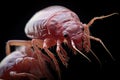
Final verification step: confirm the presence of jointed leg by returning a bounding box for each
[31,39,53,79]
[71,40,91,62]
[56,40,69,67]
[43,39,61,80]
[87,13,118,27]
[86,46,102,65]
[89,36,115,60]
[6,40,31,55]
[60,46,69,62]
[6,39,54,79]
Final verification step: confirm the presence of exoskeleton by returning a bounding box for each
[0,46,55,80]
[3,5,117,80]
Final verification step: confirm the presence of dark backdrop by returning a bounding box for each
[0,0,119,80]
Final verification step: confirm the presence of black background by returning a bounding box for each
[0,0,120,80]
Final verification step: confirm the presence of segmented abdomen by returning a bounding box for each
[25,5,70,39]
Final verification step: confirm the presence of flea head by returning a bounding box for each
[63,23,90,52]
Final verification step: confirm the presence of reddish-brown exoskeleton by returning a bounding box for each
[0,46,56,80]
[1,5,117,80]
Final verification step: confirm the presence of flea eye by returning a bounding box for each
[63,33,68,38]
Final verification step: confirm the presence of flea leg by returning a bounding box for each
[31,39,53,79]
[6,40,31,55]
[31,39,55,68]
[86,46,102,65]
[56,40,69,67]
[87,13,118,27]
[60,46,69,63]
[43,39,61,80]
[71,40,91,62]
[10,71,39,80]
[89,36,115,60]
[65,40,77,55]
